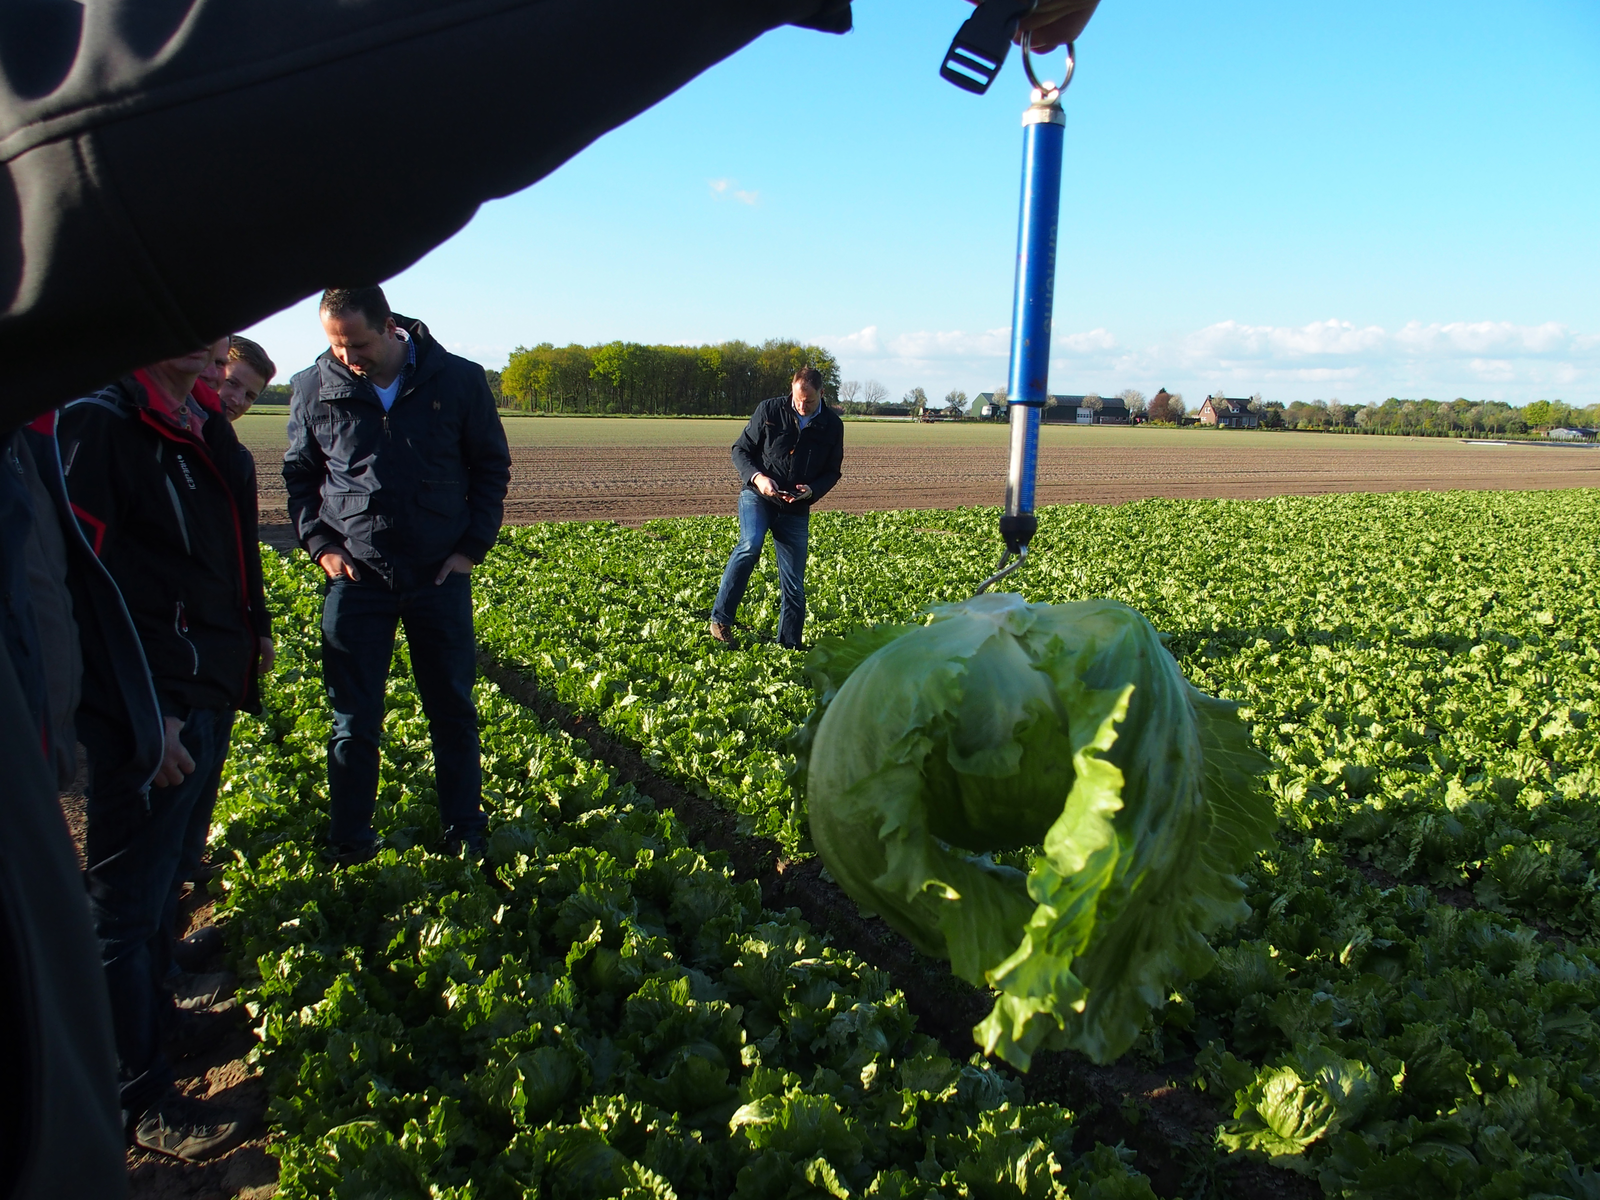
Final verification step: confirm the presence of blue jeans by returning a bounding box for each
[85,704,232,1119]
[321,569,482,846]
[712,489,809,647]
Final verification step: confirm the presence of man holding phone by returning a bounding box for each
[711,366,843,649]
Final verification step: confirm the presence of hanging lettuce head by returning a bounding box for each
[797,593,1275,1069]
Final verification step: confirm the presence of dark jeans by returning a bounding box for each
[85,704,232,1120]
[712,488,809,647]
[321,569,482,846]
[176,710,235,890]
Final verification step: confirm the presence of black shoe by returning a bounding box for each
[442,826,487,860]
[172,924,225,972]
[320,839,378,867]
[132,1092,245,1162]
[162,1001,242,1062]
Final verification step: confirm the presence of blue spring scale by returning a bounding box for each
[941,1,1074,593]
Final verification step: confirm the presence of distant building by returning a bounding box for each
[1196,396,1259,428]
[975,392,1131,424]
[1043,395,1130,425]
[1547,427,1597,442]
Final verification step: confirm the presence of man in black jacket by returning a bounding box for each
[284,287,511,864]
[57,349,265,1161]
[712,367,844,649]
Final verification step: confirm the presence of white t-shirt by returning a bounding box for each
[374,375,403,411]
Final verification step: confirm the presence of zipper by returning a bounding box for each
[136,409,256,701]
[45,424,165,796]
[174,600,200,675]
[165,475,192,555]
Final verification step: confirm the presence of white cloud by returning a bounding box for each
[813,316,1599,405]
[828,325,880,354]
[709,178,759,205]
[886,327,1009,359]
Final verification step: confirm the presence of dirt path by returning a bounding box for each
[58,768,274,1200]
[253,436,1599,528]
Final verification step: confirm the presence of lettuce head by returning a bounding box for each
[797,593,1275,1069]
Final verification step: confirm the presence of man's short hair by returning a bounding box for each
[320,286,390,332]
[227,335,276,383]
[792,366,823,390]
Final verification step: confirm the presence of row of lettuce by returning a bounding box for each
[470,491,1600,1197]
[211,552,1156,1199]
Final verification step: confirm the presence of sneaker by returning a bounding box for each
[709,621,736,646]
[162,1001,242,1062]
[132,1092,245,1162]
[320,839,378,867]
[172,925,225,972]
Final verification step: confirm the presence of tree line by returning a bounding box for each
[497,339,840,415]
[1238,395,1599,435]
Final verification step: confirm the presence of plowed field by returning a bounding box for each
[237,415,1600,528]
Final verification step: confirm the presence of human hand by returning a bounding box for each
[317,548,361,581]
[154,715,196,789]
[785,483,813,503]
[753,474,780,499]
[968,0,1099,52]
[258,637,275,675]
[434,553,475,585]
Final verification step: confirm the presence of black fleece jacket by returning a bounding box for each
[0,0,852,430]
[57,376,260,718]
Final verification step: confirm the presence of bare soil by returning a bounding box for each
[254,436,1599,529]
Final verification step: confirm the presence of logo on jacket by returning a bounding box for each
[174,453,198,491]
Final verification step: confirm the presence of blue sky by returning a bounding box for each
[243,0,1600,407]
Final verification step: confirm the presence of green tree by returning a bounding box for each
[499,337,835,416]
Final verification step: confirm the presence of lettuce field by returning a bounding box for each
[213,489,1600,1198]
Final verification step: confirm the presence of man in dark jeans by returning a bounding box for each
[712,367,844,649]
[57,348,264,1161]
[284,287,511,865]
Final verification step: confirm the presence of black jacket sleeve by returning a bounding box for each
[731,402,770,487]
[237,450,270,639]
[0,639,128,1200]
[802,419,844,504]
[455,364,512,564]
[0,0,851,430]
[283,371,338,562]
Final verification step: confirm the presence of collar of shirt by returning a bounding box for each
[134,368,207,437]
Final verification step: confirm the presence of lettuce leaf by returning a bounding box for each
[802,593,1275,1067]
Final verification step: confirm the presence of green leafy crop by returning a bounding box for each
[794,594,1275,1068]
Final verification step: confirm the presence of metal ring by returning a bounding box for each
[1020,34,1074,97]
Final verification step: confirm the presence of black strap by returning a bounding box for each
[940,0,1034,94]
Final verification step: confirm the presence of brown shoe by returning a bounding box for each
[709,621,736,646]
